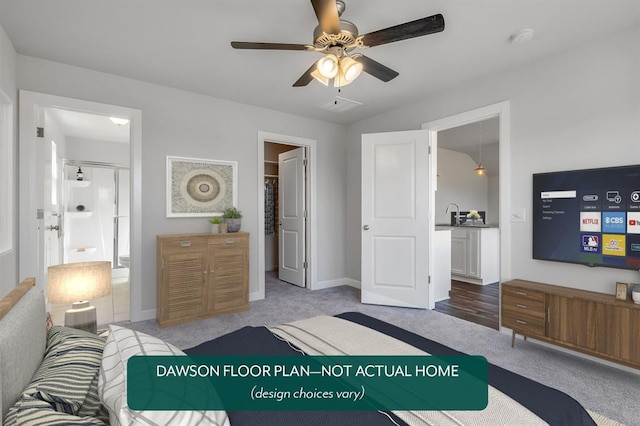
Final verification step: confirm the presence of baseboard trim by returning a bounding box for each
[132,308,156,322]
[314,278,361,290]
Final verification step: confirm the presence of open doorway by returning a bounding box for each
[19,91,143,325]
[434,117,500,329]
[43,109,131,328]
[256,131,317,302]
[422,101,511,330]
[264,142,306,289]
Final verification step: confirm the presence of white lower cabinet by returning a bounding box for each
[451,227,499,285]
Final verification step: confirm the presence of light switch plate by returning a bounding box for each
[510,208,526,223]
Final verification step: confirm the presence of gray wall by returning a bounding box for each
[16,55,347,318]
[434,148,489,225]
[0,24,17,297]
[4,23,639,305]
[345,26,640,295]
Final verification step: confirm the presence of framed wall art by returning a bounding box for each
[166,156,237,218]
[615,282,628,301]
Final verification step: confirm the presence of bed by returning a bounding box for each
[0,278,603,425]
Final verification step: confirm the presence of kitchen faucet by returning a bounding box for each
[445,203,460,226]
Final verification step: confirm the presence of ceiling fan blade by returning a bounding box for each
[231,41,311,51]
[358,55,399,82]
[311,0,341,35]
[293,63,318,87]
[361,14,445,47]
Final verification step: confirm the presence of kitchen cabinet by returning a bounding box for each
[451,227,499,285]
[157,232,249,327]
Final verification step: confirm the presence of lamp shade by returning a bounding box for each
[47,261,112,304]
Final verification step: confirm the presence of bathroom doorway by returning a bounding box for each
[43,107,131,327]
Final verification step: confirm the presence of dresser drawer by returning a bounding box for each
[159,237,208,254]
[502,285,545,303]
[208,235,249,247]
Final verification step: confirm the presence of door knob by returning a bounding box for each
[363,225,370,230]
[47,225,59,231]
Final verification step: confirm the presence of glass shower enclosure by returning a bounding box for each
[62,160,130,323]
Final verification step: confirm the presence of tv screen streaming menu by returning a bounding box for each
[532,165,640,270]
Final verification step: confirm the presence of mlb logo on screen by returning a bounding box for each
[581,235,600,253]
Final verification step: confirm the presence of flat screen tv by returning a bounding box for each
[532,164,640,270]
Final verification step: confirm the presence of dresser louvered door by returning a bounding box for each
[208,234,249,313]
[162,250,208,323]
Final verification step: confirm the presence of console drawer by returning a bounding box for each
[502,285,545,303]
[502,294,545,319]
[502,313,545,337]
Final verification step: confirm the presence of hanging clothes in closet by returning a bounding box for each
[265,177,278,235]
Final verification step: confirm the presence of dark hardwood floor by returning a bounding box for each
[434,280,500,330]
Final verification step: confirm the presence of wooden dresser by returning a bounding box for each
[157,232,249,327]
[502,279,640,369]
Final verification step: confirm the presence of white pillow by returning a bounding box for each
[98,325,230,426]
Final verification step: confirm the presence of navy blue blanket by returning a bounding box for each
[185,312,595,426]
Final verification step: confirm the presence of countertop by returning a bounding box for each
[435,224,499,230]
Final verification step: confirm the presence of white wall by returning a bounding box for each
[0,24,17,297]
[17,55,347,318]
[65,137,130,166]
[487,175,499,226]
[435,148,489,224]
[346,26,640,294]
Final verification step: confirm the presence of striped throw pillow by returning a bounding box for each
[98,325,230,426]
[3,326,109,425]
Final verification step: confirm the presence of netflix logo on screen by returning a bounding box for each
[580,212,601,232]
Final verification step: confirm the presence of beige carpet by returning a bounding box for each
[590,410,625,426]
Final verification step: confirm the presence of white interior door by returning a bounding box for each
[43,135,62,272]
[361,130,431,308]
[278,147,306,287]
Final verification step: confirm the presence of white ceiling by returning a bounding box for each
[1,0,638,126]
[48,108,130,144]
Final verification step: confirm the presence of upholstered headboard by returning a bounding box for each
[0,278,47,420]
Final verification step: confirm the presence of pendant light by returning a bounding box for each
[475,121,487,176]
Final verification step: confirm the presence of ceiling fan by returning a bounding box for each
[231,0,445,88]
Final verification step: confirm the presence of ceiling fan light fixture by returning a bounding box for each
[340,56,363,82]
[310,69,330,86]
[334,55,363,87]
[316,54,339,79]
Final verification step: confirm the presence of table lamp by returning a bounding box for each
[47,261,112,333]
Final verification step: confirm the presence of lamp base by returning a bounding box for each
[64,301,97,334]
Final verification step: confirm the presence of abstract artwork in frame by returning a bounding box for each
[166,156,237,218]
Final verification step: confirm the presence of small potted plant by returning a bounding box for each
[209,216,222,234]
[466,210,482,224]
[222,207,242,233]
